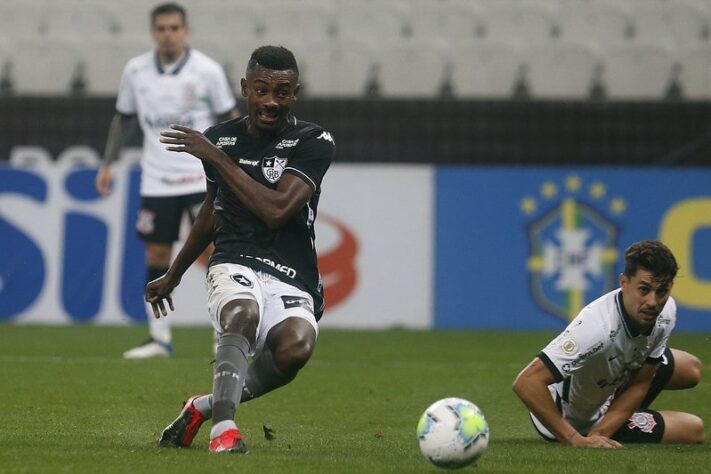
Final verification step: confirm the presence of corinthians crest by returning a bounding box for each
[262,156,288,183]
[521,175,625,322]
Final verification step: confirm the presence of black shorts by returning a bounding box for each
[610,347,674,444]
[136,192,206,243]
[611,409,665,443]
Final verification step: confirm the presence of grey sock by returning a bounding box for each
[196,348,296,418]
[240,348,295,402]
[211,333,251,425]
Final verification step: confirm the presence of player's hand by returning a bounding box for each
[569,433,623,449]
[145,273,181,318]
[95,166,113,197]
[160,124,220,162]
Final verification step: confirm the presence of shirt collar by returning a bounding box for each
[616,291,654,337]
[154,47,191,75]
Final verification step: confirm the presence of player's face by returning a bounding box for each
[619,269,673,330]
[241,65,299,135]
[151,13,188,60]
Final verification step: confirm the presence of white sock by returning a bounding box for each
[147,302,171,344]
[210,420,237,439]
[193,394,212,416]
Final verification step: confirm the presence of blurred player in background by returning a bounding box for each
[513,240,704,447]
[95,2,239,359]
[146,45,335,453]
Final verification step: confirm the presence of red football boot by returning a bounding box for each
[158,395,207,448]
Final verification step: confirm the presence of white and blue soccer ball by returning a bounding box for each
[417,397,489,469]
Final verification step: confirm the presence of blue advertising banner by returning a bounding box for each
[435,167,711,332]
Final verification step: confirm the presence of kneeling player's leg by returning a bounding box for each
[612,409,704,444]
[665,349,702,390]
[641,348,702,408]
[241,317,317,402]
[659,410,704,444]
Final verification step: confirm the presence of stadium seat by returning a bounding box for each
[332,3,409,48]
[106,0,154,39]
[259,2,335,45]
[0,41,10,94]
[632,3,710,48]
[188,4,263,43]
[406,3,484,42]
[77,38,149,96]
[9,39,83,95]
[449,40,523,99]
[375,40,450,98]
[0,1,48,41]
[600,43,676,100]
[525,41,602,100]
[480,2,557,44]
[558,2,632,49]
[298,39,375,98]
[677,45,711,99]
[44,1,120,41]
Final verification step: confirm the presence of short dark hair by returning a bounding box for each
[151,3,187,26]
[623,240,678,283]
[247,46,299,75]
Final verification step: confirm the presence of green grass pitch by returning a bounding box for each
[1,325,709,473]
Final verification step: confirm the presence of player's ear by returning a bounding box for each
[619,273,627,288]
[293,83,300,98]
[240,78,248,98]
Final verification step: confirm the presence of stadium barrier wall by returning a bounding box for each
[2,157,710,331]
[0,157,434,328]
[435,167,711,332]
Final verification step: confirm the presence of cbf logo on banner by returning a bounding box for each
[435,167,711,331]
[521,175,622,323]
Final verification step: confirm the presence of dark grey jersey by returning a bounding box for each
[203,115,335,319]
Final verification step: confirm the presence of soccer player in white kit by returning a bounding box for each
[95,3,239,358]
[513,240,704,447]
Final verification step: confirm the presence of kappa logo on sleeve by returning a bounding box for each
[317,131,334,143]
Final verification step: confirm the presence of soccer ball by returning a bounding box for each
[417,397,489,469]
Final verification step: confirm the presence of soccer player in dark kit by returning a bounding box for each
[145,45,335,453]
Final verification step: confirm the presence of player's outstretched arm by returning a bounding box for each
[160,124,312,229]
[145,183,216,318]
[513,358,622,448]
[588,363,657,438]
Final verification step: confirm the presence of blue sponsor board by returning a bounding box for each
[435,167,711,331]
[0,164,146,323]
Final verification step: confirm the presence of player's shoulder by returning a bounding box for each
[123,50,154,74]
[565,291,619,337]
[187,48,225,73]
[291,118,335,144]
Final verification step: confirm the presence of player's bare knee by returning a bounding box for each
[220,299,259,342]
[679,352,703,388]
[275,333,314,374]
[690,415,705,444]
[688,354,703,387]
